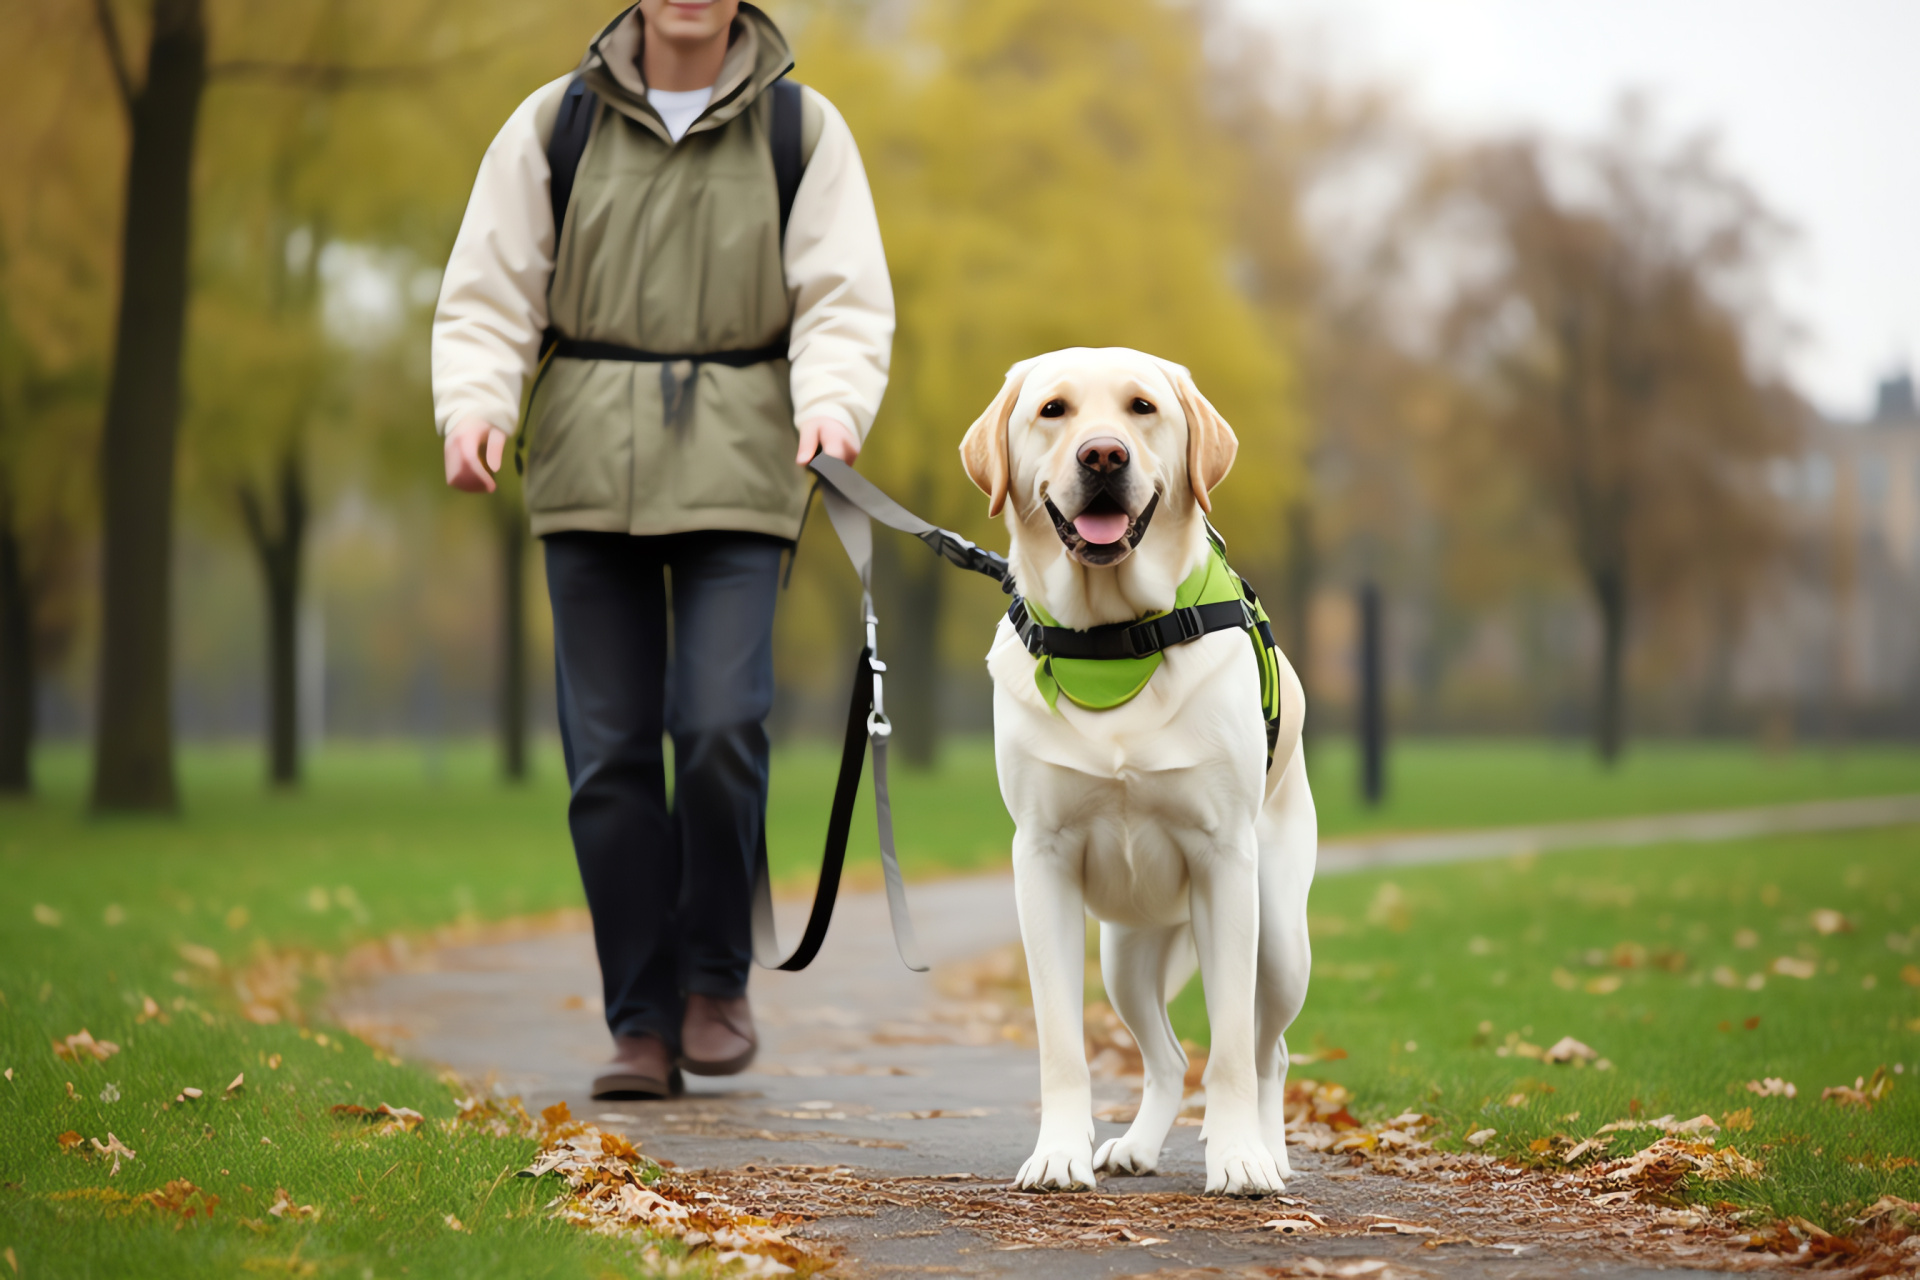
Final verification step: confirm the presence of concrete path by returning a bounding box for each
[1316,792,1920,875]
[326,787,1920,1278]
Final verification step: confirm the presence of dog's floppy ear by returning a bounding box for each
[1159,360,1238,514]
[958,362,1030,518]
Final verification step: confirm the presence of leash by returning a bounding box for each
[748,455,998,974]
[751,455,1281,973]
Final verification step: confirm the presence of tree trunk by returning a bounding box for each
[1592,566,1628,766]
[239,448,306,787]
[873,525,942,769]
[90,0,207,812]
[0,489,31,795]
[497,500,527,781]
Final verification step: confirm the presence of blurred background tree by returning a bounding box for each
[1427,106,1804,764]
[0,0,1900,800]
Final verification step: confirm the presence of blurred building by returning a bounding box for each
[1737,372,1920,736]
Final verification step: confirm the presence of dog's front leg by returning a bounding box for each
[1191,830,1284,1196]
[1012,835,1097,1191]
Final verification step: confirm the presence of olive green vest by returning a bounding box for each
[524,8,811,541]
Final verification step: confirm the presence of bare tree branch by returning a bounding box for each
[91,0,136,115]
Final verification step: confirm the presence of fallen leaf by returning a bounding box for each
[1563,1137,1608,1163]
[444,1214,466,1232]
[267,1188,320,1221]
[1770,956,1817,980]
[1902,964,1920,988]
[1544,1036,1598,1064]
[177,1087,204,1102]
[1821,1066,1893,1109]
[1669,1114,1720,1133]
[267,1054,282,1070]
[1810,909,1852,936]
[144,1179,219,1220]
[1722,1108,1754,1132]
[541,1100,572,1128]
[32,904,61,927]
[89,1132,136,1176]
[1366,1218,1439,1235]
[330,1102,425,1133]
[1465,1128,1496,1147]
[56,1130,83,1150]
[226,1072,245,1096]
[1744,1077,1797,1098]
[176,943,221,970]
[52,1030,121,1063]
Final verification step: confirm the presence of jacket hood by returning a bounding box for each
[580,3,794,144]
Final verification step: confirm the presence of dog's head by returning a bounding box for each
[959,348,1237,573]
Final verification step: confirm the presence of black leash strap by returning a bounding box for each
[750,457,930,973]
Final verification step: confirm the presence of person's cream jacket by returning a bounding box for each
[431,4,893,539]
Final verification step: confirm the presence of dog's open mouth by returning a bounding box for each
[1045,490,1160,567]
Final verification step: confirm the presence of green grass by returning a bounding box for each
[0,745,676,1279]
[1169,824,1920,1229]
[3,734,1916,1273]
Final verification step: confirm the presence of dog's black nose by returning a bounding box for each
[1077,436,1129,473]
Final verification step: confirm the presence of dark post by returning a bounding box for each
[1358,580,1385,807]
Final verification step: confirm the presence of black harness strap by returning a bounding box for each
[1007,596,1253,661]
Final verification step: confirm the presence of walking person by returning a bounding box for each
[432,0,893,1098]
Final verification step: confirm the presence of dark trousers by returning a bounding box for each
[544,530,784,1047]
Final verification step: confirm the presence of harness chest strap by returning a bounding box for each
[1011,537,1285,770]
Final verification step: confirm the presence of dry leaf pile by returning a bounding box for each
[512,1101,834,1277]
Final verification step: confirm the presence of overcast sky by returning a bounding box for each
[1232,0,1919,419]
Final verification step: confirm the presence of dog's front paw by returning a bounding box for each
[1015,1143,1097,1192]
[1204,1138,1283,1196]
[1094,1133,1160,1176]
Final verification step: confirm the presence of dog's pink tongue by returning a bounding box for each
[1073,511,1131,545]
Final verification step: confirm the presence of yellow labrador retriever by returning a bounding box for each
[959,347,1316,1196]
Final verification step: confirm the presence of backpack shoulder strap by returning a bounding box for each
[770,77,803,240]
[547,76,598,245]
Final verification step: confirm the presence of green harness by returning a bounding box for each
[1007,528,1285,769]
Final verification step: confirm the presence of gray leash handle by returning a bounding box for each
[785,464,926,974]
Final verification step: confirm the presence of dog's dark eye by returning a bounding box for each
[1131,398,1156,415]
[1039,399,1067,418]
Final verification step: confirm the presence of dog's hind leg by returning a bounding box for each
[1093,922,1190,1176]
[1255,746,1317,1180]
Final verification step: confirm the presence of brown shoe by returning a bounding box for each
[591,1033,683,1100]
[677,993,757,1076]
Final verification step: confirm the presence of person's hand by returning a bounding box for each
[795,416,860,467]
[445,418,509,493]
